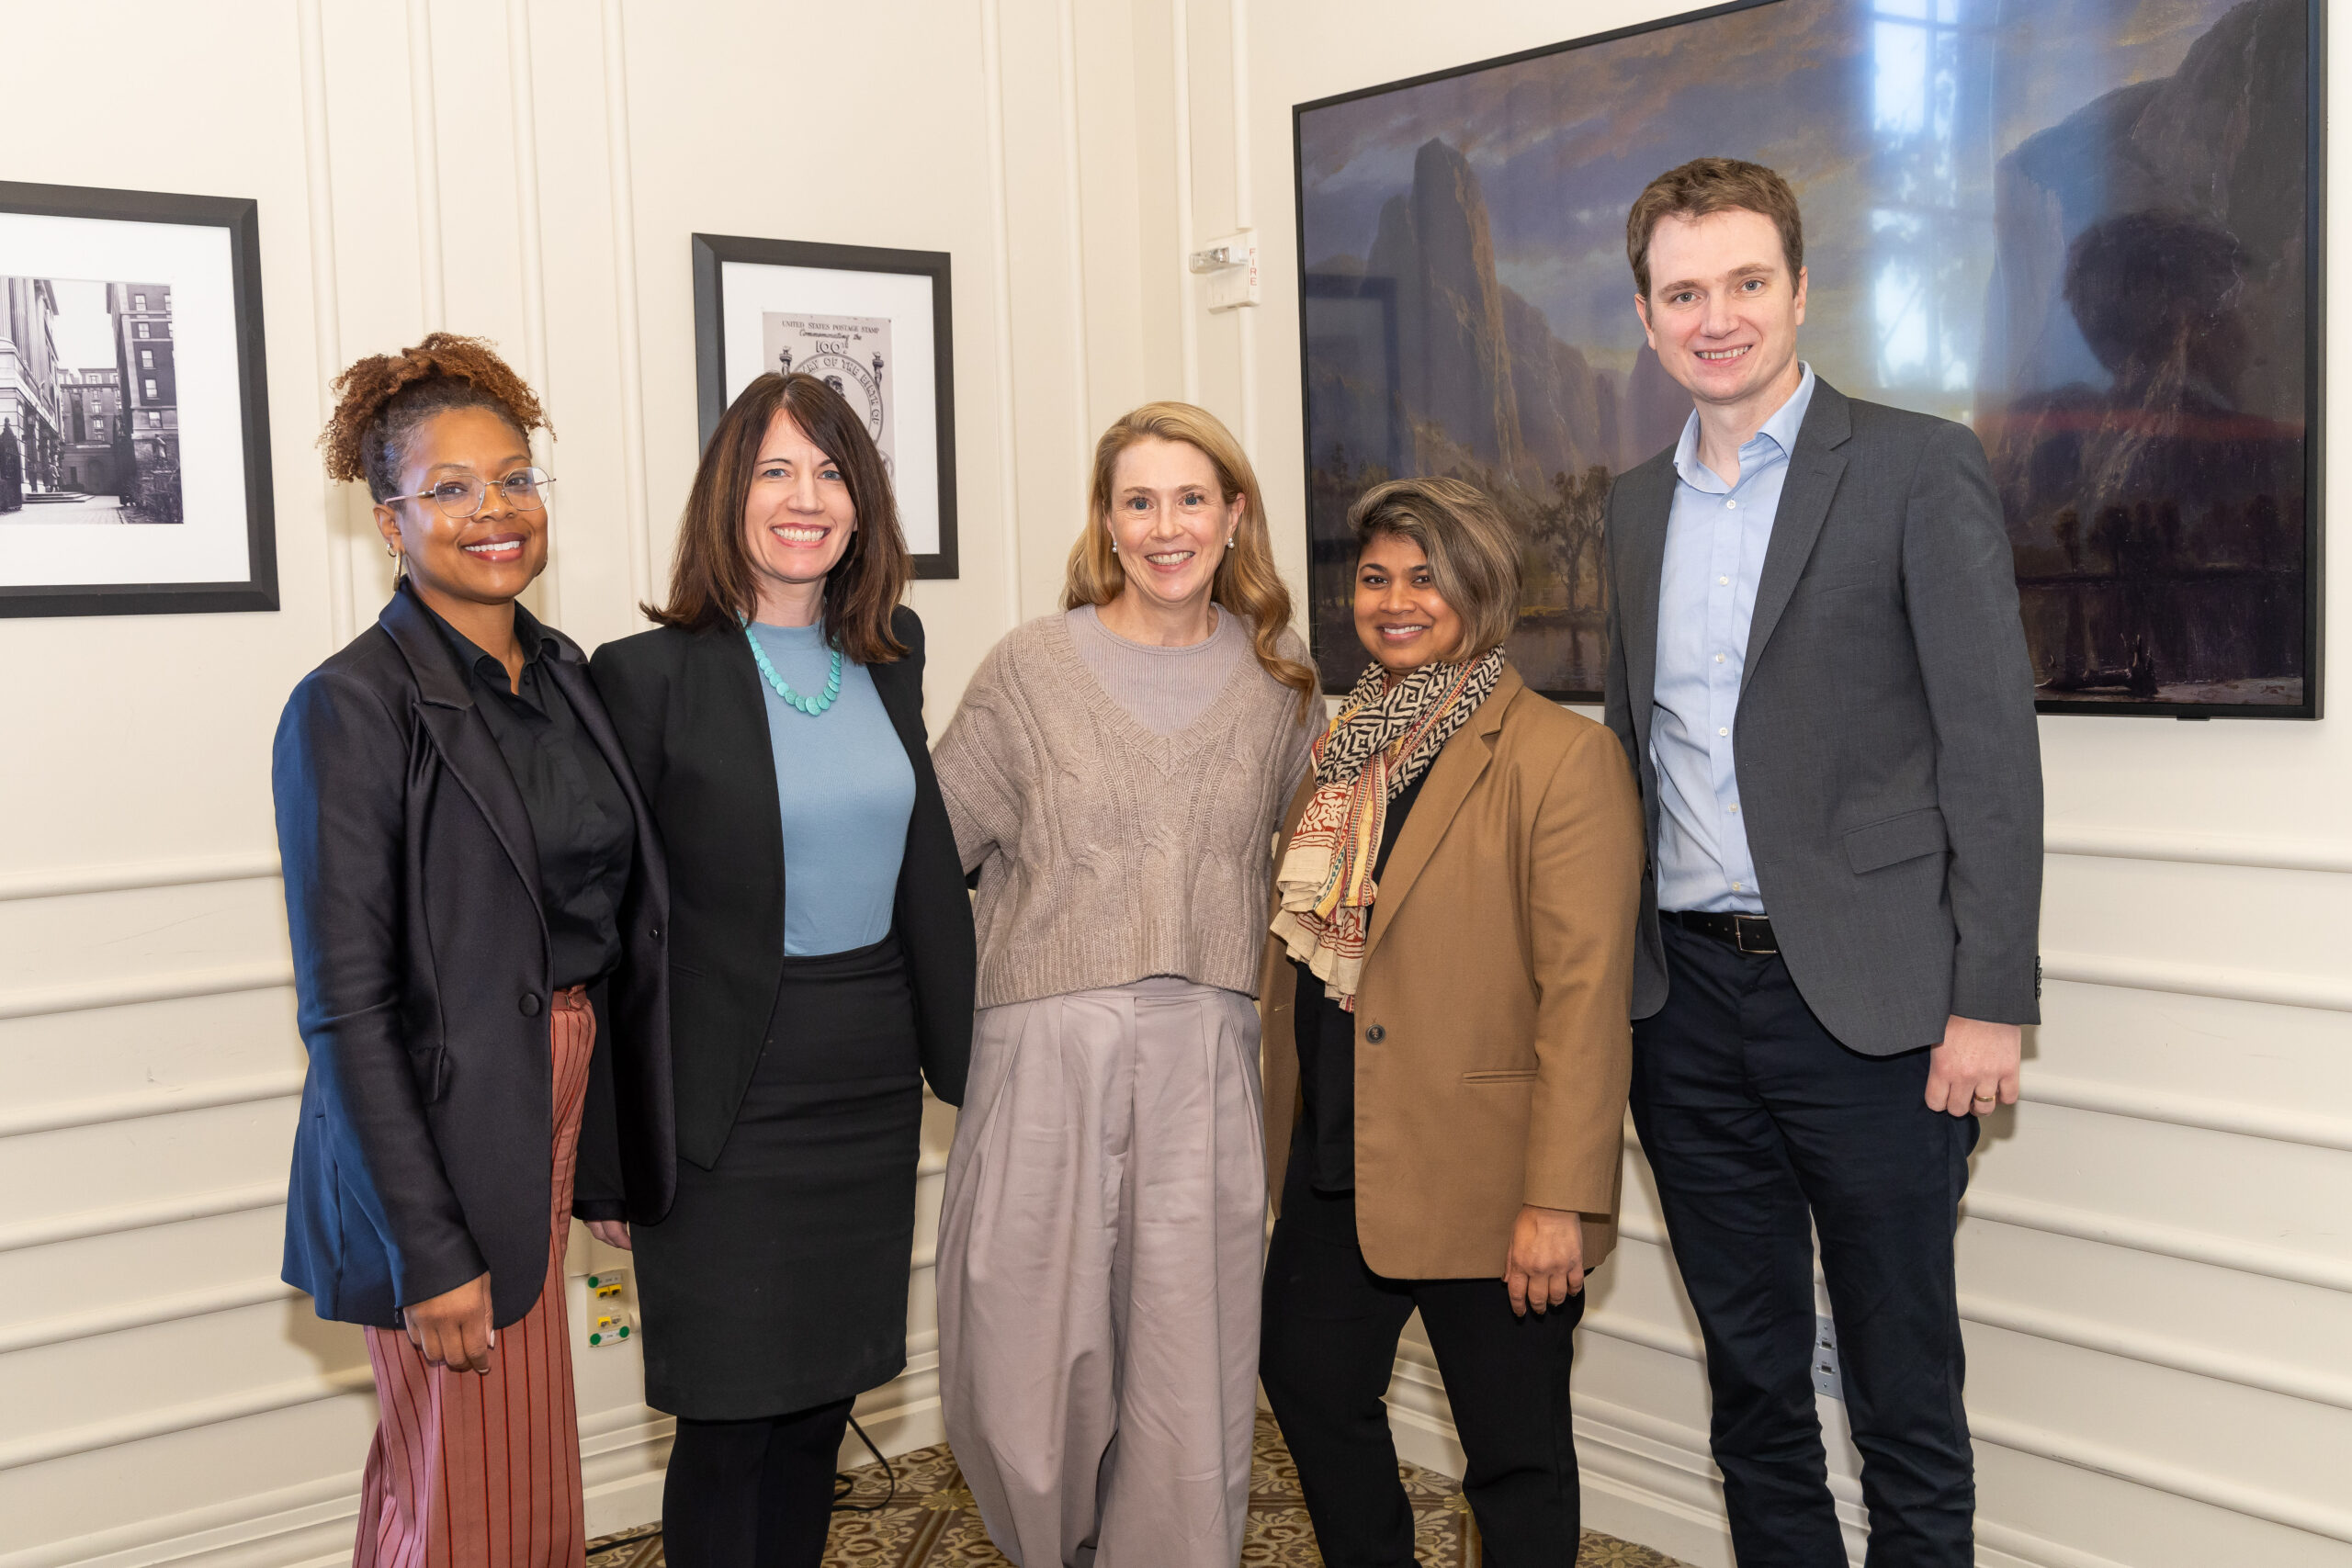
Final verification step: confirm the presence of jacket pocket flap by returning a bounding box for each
[1460,1068,1539,1083]
[1843,807,1950,874]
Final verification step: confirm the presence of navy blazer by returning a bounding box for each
[589,605,975,1168]
[273,584,677,1329]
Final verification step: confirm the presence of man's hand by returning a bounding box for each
[403,1273,495,1374]
[1504,1205,1586,1317]
[585,1219,632,1250]
[1925,1015,2022,1118]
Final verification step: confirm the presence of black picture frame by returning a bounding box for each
[690,233,959,581]
[1293,0,2324,718]
[0,179,276,618]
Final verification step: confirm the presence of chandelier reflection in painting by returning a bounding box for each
[1294,0,2318,715]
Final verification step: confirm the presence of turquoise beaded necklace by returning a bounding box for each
[741,616,844,716]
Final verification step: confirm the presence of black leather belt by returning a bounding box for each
[1663,909,1779,955]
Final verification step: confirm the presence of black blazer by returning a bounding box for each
[273,585,676,1330]
[1601,378,2043,1054]
[589,605,975,1168]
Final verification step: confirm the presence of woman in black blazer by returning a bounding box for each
[274,334,673,1564]
[590,372,974,1568]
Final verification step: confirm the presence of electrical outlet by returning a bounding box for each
[575,1269,638,1349]
[1811,1314,1845,1401]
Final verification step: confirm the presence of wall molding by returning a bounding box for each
[2043,825,2352,876]
[2022,1071,2352,1154]
[291,0,353,649]
[503,0,560,625]
[977,0,1025,627]
[0,1181,283,1256]
[1053,0,1093,464]
[0,1277,299,1358]
[1574,1303,2352,1544]
[0,854,280,904]
[596,0,654,608]
[1960,1190,2352,1294]
[2041,949,2352,1014]
[0,1365,375,1473]
[402,0,446,330]
[0,964,292,1025]
[1618,1207,2352,1400]
[0,1072,303,1141]
[1170,0,1201,402]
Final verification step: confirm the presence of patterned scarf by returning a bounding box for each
[1271,648,1507,1010]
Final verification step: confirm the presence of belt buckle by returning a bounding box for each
[1734,916,1776,956]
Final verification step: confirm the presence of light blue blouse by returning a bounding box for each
[747,620,916,956]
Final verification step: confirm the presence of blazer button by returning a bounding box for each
[1365,1024,1385,1043]
[520,992,542,1017]
[649,926,662,940]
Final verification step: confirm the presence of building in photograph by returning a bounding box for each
[0,276,65,506]
[109,282,179,522]
[59,367,124,495]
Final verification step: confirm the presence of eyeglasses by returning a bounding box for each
[385,467,554,519]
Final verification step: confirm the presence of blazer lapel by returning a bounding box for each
[703,626,789,906]
[1614,459,1674,757]
[377,587,541,902]
[868,649,930,773]
[1742,379,1852,694]
[545,650,671,916]
[1363,665,1521,957]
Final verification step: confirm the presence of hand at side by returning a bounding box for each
[1925,1014,2022,1118]
[1504,1204,1586,1316]
[403,1272,495,1373]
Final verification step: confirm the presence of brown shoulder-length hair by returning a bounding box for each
[1062,400,1317,715]
[645,372,910,663]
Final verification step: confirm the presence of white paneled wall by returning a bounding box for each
[0,0,1163,1562]
[1225,5,2352,1568]
[3,1,2347,1566]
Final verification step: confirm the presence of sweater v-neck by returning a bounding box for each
[1045,608,1264,775]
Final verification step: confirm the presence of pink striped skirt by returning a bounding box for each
[355,987,596,1568]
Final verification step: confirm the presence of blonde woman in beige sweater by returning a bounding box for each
[933,403,1316,1568]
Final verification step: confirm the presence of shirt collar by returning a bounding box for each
[413,583,551,687]
[1671,361,1816,491]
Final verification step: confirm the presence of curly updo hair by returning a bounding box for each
[320,333,550,501]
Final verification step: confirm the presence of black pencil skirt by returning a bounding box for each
[636,932,924,1420]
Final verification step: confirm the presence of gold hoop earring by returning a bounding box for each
[385,541,399,558]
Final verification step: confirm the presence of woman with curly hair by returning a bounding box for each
[931,401,1317,1568]
[275,333,673,1567]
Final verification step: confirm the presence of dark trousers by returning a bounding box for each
[1260,1165,1583,1567]
[662,1397,854,1568]
[1631,920,1978,1567]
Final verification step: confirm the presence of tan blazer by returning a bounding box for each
[1259,664,1645,1280]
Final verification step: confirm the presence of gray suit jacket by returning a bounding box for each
[1601,378,2042,1055]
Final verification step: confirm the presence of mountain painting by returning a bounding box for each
[1295,0,2318,715]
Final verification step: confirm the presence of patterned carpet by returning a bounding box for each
[584,1413,1686,1566]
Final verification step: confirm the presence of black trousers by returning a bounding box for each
[1631,920,1978,1567]
[662,1397,854,1568]
[1260,1163,1583,1567]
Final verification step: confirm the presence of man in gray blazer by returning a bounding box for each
[1600,158,2042,1566]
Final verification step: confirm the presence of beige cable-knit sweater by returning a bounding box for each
[933,611,1316,1009]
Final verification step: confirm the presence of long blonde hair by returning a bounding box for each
[1061,401,1317,715]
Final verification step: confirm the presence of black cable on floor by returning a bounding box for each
[831,1416,897,1513]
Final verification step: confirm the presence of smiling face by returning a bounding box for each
[1354,530,1465,682]
[1105,435,1242,615]
[741,410,856,619]
[372,405,547,607]
[1635,207,1807,418]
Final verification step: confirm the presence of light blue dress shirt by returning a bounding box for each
[1649,363,1817,915]
[748,621,916,956]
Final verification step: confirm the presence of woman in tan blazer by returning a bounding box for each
[1259,475,1643,1566]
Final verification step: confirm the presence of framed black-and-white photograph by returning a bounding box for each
[0,181,275,617]
[691,233,958,580]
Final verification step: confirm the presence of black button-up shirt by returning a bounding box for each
[1291,763,1430,1195]
[429,601,635,988]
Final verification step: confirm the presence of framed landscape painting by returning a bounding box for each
[1294,0,2322,716]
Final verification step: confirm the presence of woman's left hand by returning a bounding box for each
[585,1219,632,1250]
[1504,1205,1585,1316]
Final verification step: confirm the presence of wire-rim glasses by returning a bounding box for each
[385,467,555,519]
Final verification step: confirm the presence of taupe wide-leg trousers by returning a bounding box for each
[939,977,1266,1568]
